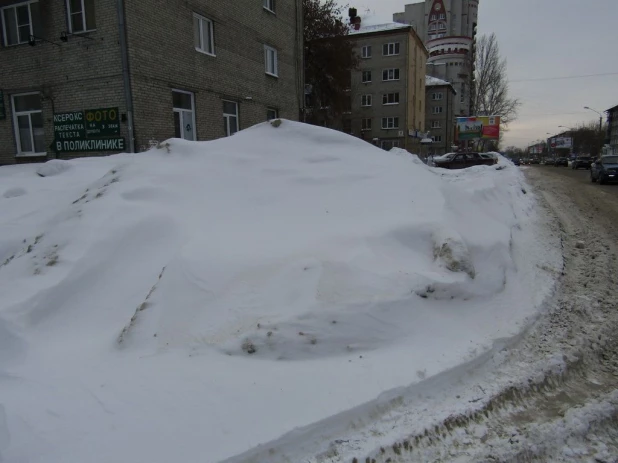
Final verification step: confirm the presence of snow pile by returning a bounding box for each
[2,187,26,198]
[0,121,557,463]
[35,159,72,177]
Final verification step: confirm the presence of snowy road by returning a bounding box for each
[252,165,618,463]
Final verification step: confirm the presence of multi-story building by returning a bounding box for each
[394,0,479,117]
[344,23,427,152]
[425,75,456,155]
[606,104,618,154]
[0,0,303,165]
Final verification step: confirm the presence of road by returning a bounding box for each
[313,165,618,462]
[530,164,618,198]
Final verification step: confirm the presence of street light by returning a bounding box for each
[584,106,603,133]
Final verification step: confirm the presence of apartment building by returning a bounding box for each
[346,23,428,152]
[0,0,303,165]
[394,0,479,117]
[425,75,456,155]
[606,104,618,155]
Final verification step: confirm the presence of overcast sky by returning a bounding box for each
[345,0,618,149]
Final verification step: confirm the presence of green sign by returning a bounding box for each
[53,111,86,140]
[54,138,125,153]
[0,90,5,120]
[84,107,120,136]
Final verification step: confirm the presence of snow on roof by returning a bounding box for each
[349,22,410,35]
[426,75,451,87]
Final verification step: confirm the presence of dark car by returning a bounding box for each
[590,155,618,184]
[432,152,495,169]
[512,158,521,166]
[554,157,568,167]
[572,156,592,170]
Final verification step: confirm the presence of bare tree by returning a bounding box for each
[472,33,520,149]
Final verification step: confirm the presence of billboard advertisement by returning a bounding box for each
[456,116,501,141]
[552,137,572,149]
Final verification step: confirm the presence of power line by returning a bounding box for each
[509,72,618,83]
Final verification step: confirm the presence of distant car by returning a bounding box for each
[512,158,521,166]
[554,157,568,167]
[590,155,618,184]
[529,158,540,165]
[432,152,495,169]
[572,156,592,170]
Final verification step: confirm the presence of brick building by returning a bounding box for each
[606,104,618,155]
[345,23,428,152]
[0,0,303,165]
[425,75,456,155]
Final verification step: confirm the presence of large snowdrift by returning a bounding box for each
[0,121,558,462]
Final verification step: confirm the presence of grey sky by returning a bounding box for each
[345,0,618,149]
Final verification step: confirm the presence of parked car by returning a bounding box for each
[554,157,569,167]
[512,158,521,166]
[571,156,592,170]
[479,153,498,165]
[590,155,618,184]
[432,152,495,169]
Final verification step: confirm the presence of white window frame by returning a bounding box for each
[430,14,437,20]
[432,92,443,101]
[382,42,400,56]
[431,120,441,129]
[172,89,197,141]
[361,70,372,83]
[66,0,95,34]
[432,106,443,114]
[264,44,278,77]
[11,92,45,157]
[381,117,399,129]
[382,93,400,105]
[194,13,215,56]
[223,100,239,137]
[438,23,446,30]
[361,118,372,131]
[361,94,372,107]
[1,0,40,46]
[429,24,437,31]
[263,0,276,14]
[361,45,371,58]
[382,68,400,81]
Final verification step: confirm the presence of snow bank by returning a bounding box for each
[0,121,557,463]
[2,187,26,198]
[35,159,72,177]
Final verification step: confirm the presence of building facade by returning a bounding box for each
[345,23,427,152]
[606,105,618,155]
[425,75,456,155]
[394,0,478,118]
[0,0,303,165]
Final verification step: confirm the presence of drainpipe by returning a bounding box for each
[117,0,135,153]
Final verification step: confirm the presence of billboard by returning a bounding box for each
[553,137,572,149]
[456,116,501,141]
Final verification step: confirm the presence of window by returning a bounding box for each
[430,14,437,20]
[361,45,371,58]
[382,42,400,56]
[362,71,372,83]
[66,0,96,33]
[343,119,352,134]
[432,92,443,101]
[264,45,278,76]
[172,90,196,141]
[263,0,276,13]
[382,93,400,105]
[382,68,400,81]
[12,93,45,156]
[362,118,372,131]
[361,95,372,107]
[438,23,446,30]
[267,108,278,120]
[380,139,399,150]
[2,1,41,46]
[431,120,441,129]
[223,100,239,137]
[381,117,399,129]
[433,135,443,142]
[193,13,215,55]
[429,24,436,31]
[439,13,446,20]
[432,106,443,114]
